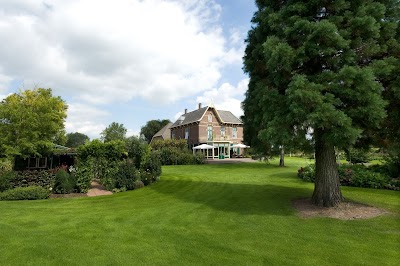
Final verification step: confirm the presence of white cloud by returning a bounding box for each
[196,78,248,118]
[0,0,243,105]
[65,103,110,139]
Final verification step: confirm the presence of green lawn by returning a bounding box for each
[0,158,399,265]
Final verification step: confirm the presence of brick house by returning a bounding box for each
[170,103,244,159]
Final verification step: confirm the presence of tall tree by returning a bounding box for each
[0,88,67,157]
[54,129,67,146]
[140,119,171,143]
[66,132,90,147]
[101,122,127,142]
[243,0,399,206]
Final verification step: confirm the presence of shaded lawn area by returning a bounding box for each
[0,158,399,265]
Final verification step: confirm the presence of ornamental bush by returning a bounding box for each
[53,169,77,194]
[0,171,14,192]
[298,164,399,190]
[151,139,205,165]
[140,152,162,185]
[0,186,50,201]
[11,170,55,189]
[345,148,371,164]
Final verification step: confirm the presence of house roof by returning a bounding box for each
[218,110,242,124]
[151,122,173,142]
[171,106,242,128]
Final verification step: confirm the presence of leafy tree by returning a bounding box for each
[66,132,90,147]
[54,129,67,146]
[0,88,67,158]
[243,0,399,206]
[140,119,171,143]
[100,122,127,142]
[125,136,149,168]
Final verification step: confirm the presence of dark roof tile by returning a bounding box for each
[171,106,242,128]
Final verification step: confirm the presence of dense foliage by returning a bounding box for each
[10,170,55,189]
[243,0,400,206]
[77,139,162,192]
[0,88,67,158]
[140,119,171,143]
[53,169,77,194]
[298,164,400,190]
[0,186,50,200]
[100,122,127,143]
[151,139,205,165]
[66,132,90,147]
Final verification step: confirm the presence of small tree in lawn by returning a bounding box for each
[243,0,398,206]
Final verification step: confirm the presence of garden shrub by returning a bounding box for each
[0,158,12,172]
[105,160,140,191]
[345,148,371,164]
[126,136,149,168]
[297,165,315,182]
[11,170,55,189]
[0,186,50,200]
[53,169,77,194]
[193,153,206,164]
[151,139,188,151]
[76,138,163,191]
[151,139,205,165]
[133,180,144,189]
[140,152,162,185]
[298,164,399,190]
[0,171,15,192]
[75,162,94,193]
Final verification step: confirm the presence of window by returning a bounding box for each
[185,128,189,139]
[220,126,225,137]
[207,125,213,141]
[232,127,237,138]
[38,157,47,168]
[28,157,47,168]
[208,114,212,122]
[171,131,175,139]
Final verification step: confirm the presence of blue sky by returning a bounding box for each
[0,0,256,139]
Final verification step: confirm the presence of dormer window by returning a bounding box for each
[208,114,212,122]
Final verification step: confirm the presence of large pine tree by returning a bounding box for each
[243,0,399,206]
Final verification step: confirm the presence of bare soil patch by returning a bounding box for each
[293,198,388,220]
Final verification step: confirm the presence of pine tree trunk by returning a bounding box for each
[279,145,285,167]
[312,130,344,207]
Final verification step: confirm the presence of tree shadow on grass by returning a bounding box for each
[150,179,313,216]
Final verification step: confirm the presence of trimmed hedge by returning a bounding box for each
[0,186,51,201]
[298,164,400,190]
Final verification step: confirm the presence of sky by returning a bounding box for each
[0,0,256,139]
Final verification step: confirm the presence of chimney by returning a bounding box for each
[184,108,187,114]
[198,103,202,109]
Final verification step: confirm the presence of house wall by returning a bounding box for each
[171,124,200,148]
[198,109,243,144]
[171,108,244,147]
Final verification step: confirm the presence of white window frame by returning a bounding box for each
[220,126,225,137]
[232,127,237,138]
[207,125,213,141]
[185,128,189,139]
